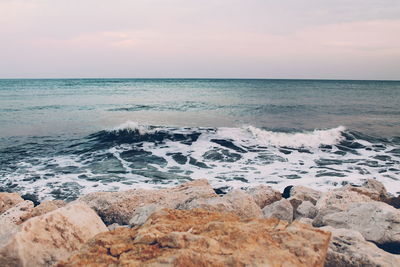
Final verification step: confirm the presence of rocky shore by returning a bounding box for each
[1,179,400,266]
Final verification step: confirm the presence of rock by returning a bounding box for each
[107,223,128,231]
[58,209,331,267]
[295,200,318,220]
[20,200,66,222]
[318,201,400,247]
[336,179,389,204]
[297,217,314,225]
[245,185,282,209]
[290,186,322,205]
[0,200,34,226]
[177,189,262,219]
[0,192,24,215]
[322,226,400,267]
[262,199,293,223]
[0,202,108,267]
[315,189,373,212]
[384,195,400,209]
[79,179,217,225]
[129,203,163,227]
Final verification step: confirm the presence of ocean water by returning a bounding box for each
[0,79,399,201]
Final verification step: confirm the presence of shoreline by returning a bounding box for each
[1,178,400,266]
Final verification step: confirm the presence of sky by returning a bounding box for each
[0,0,399,79]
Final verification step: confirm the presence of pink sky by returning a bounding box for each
[0,0,399,79]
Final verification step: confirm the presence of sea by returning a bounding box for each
[0,79,399,201]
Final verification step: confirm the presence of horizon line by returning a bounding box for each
[0,77,399,82]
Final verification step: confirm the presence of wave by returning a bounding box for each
[245,125,346,149]
[101,121,348,149]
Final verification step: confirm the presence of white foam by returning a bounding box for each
[108,121,153,135]
[245,125,346,148]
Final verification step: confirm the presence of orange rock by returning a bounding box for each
[79,179,217,225]
[59,209,331,267]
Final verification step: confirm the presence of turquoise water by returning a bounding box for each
[0,79,399,200]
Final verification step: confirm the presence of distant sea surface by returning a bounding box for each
[1,79,399,201]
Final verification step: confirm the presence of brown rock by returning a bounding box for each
[245,184,282,209]
[177,189,262,219]
[79,179,217,225]
[59,209,331,267]
[0,192,24,215]
[0,202,108,267]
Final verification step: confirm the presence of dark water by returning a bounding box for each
[0,79,399,200]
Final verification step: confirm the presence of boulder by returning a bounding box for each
[262,199,293,223]
[342,179,389,202]
[245,185,282,209]
[290,186,322,205]
[316,189,373,212]
[129,203,163,227]
[322,226,400,267]
[21,200,66,222]
[0,202,108,267]
[295,200,318,220]
[0,200,34,226]
[79,179,217,225]
[178,189,262,219]
[313,188,375,227]
[0,193,24,215]
[58,209,331,267]
[318,201,400,247]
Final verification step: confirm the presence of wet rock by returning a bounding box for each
[245,184,282,209]
[262,199,293,223]
[295,200,318,220]
[58,209,331,267]
[0,192,24,215]
[322,226,400,267]
[318,201,400,247]
[178,189,262,219]
[79,179,217,225]
[0,202,108,267]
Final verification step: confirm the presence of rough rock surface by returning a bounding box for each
[245,184,282,209]
[58,209,331,267]
[318,201,400,246]
[0,192,24,215]
[21,200,66,222]
[290,186,322,205]
[295,200,318,220]
[177,188,262,219]
[79,179,217,224]
[0,200,34,226]
[322,226,400,267]
[355,179,390,200]
[0,202,108,267]
[262,198,293,223]
[129,203,163,227]
[316,189,373,212]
